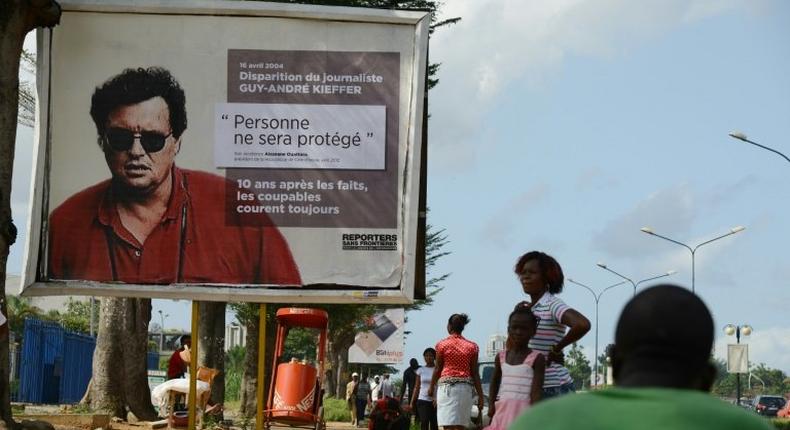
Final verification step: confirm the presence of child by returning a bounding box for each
[485,306,545,430]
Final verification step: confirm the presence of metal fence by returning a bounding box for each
[15,318,160,404]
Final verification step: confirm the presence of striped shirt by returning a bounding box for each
[527,292,573,387]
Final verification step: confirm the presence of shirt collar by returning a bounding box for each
[535,291,554,306]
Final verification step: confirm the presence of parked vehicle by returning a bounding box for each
[751,395,786,417]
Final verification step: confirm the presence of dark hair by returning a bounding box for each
[422,347,436,356]
[179,334,191,346]
[447,313,470,333]
[514,251,564,294]
[90,67,187,141]
[508,304,538,327]
[615,284,713,377]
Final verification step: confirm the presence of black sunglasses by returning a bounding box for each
[104,128,173,153]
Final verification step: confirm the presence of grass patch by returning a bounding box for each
[323,397,352,422]
[773,418,790,429]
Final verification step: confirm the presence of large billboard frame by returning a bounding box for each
[20,0,429,304]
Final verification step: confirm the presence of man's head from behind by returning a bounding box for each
[90,67,187,196]
[612,284,715,391]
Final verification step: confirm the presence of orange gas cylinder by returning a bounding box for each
[272,359,318,422]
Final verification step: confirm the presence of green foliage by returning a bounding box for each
[322,396,352,422]
[565,343,591,390]
[772,419,790,430]
[225,345,246,401]
[711,358,790,399]
[282,326,320,363]
[5,295,43,338]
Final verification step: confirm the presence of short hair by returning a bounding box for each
[514,251,564,294]
[423,347,436,356]
[448,313,470,333]
[615,284,713,371]
[508,304,538,327]
[409,358,419,367]
[179,334,191,346]
[90,67,187,140]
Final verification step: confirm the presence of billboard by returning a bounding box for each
[348,308,405,364]
[20,0,429,303]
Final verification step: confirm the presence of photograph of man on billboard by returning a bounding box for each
[47,66,302,286]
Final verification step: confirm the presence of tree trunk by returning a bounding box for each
[0,1,61,427]
[89,298,126,417]
[239,313,259,417]
[90,298,157,420]
[198,301,226,410]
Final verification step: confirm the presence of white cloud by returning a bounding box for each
[480,183,550,247]
[593,183,697,258]
[428,0,756,170]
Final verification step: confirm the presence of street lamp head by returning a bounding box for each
[729,131,748,141]
[597,262,607,269]
[724,324,736,336]
[666,270,677,275]
[730,226,746,234]
[740,325,753,336]
[640,227,654,234]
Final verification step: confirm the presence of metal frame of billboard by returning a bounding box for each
[20,0,429,304]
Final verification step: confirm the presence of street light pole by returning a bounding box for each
[567,278,627,388]
[158,310,168,353]
[640,226,745,293]
[724,324,752,406]
[596,263,676,296]
[729,131,790,164]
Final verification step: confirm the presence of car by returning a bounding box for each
[751,395,786,417]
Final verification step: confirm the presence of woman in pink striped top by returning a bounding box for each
[515,251,591,399]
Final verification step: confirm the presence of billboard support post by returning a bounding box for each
[256,304,267,430]
[188,301,199,430]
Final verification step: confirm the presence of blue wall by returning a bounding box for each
[16,319,161,404]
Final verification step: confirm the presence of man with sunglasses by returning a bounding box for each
[48,67,301,286]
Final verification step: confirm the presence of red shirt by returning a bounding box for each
[167,348,188,379]
[436,334,479,378]
[48,167,301,285]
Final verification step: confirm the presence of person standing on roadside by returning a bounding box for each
[411,348,438,430]
[355,373,373,427]
[428,314,484,430]
[400,358,420,405]
[510,285,773,430]
[347,372,360,426]
[380,373,394,398]
[515,251,590,398]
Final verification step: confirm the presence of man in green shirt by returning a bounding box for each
[510,284,772,430]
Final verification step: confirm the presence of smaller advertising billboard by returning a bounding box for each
[348,309,405,364]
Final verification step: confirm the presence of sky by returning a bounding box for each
[8,0,790,379]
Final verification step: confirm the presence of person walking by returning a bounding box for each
[428,314,484,430]
[355,373,373,427]
[347,372,360,426]
[515,251,590,398]
[411,348,438,430]
[380,373,394,399]
[399,358,420,405]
